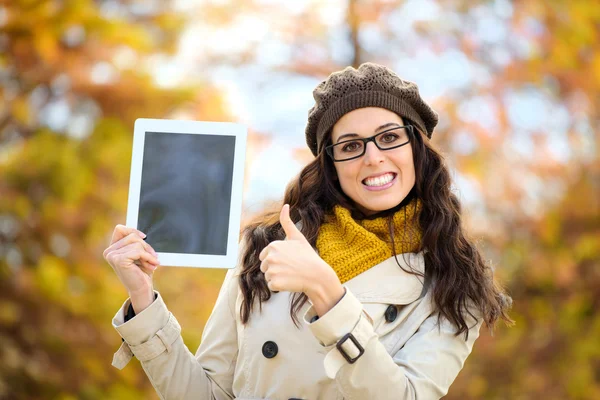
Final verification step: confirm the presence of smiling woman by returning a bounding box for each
[108,62,513,400]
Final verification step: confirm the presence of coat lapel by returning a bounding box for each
[344,252,425,305]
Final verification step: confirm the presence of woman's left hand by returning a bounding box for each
[259,204,345,315]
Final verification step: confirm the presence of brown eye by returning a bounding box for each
[381,133,399,143]
[341,141,362,153]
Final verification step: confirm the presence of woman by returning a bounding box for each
[105,62,512,400]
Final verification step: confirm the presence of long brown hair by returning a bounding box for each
[239,124,513,338]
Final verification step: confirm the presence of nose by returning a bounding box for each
[362,141,385,165]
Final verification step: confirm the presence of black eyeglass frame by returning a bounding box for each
[324,125,414,162]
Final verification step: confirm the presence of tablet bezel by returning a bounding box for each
[126,118,247,269]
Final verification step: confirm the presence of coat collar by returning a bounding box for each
[344,252,426,305]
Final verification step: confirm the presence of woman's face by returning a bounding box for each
[329,107,416,216]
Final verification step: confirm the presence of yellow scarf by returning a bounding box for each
[316,198,423,284]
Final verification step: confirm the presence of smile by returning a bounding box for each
[362,173,397,189]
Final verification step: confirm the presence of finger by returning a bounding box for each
[108,242,160,267]
[104,232,138,257]
[110,224,146,246]
[121,245,158,267]
[264,271,280,293]
[259,242,276,261]
[260,240,287,261]
[258,240,281,261]
[266,277,283,293]
[260,259,268,273]
[264,269,272,284]
[104,232,154,259]
[137,255,160,270]
[134,259,158,274]
[279,204,304,241]
[140,240,158,257]
[125,251,155,275]
[134,243,160,266]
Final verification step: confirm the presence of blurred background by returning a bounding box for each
[0,0,598,399]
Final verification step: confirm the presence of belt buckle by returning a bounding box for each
[336,332,364,364]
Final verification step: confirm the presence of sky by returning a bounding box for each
[165,1,582,217]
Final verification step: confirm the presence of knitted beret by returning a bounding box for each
[305,62,439,156]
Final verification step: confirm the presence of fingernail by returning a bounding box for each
[138,231,147,238]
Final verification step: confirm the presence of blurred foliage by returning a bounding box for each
[0,0,598,399]
[0,0,230,399]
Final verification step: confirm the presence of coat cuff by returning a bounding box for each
[304,286,361,346]
[303,287,378,379]
[111,291,181,369]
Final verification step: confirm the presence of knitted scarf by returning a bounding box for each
[316,198,423,284]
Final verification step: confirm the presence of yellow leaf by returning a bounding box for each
[11,97,31,125]
[36,255,68,300]
[33,29,59,64]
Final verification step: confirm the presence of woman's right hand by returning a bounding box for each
[103,225,161,310]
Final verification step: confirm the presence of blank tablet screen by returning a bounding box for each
[137,131,236,256]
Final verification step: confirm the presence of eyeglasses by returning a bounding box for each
[325,125,413,162]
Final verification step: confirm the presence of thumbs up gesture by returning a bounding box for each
[259,204,345,316]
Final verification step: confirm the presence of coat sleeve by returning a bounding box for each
[303,287,483,400]
[111,265,240,400]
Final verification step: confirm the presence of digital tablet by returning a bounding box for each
[126,118,247,268]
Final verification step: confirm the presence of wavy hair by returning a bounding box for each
[239,124,513,338]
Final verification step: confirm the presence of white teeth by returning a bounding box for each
[363,173,395,187]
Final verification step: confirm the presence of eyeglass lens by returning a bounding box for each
[332,127,409,161]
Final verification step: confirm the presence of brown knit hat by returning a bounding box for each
[305,62,438,156]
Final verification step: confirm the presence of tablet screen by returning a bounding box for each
[137,131,235,256]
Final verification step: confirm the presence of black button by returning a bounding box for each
[384,305,398,323]
[262,341,278,359]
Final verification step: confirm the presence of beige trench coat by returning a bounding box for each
[112,251,482,400]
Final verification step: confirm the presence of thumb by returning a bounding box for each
[280,204,304,241]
